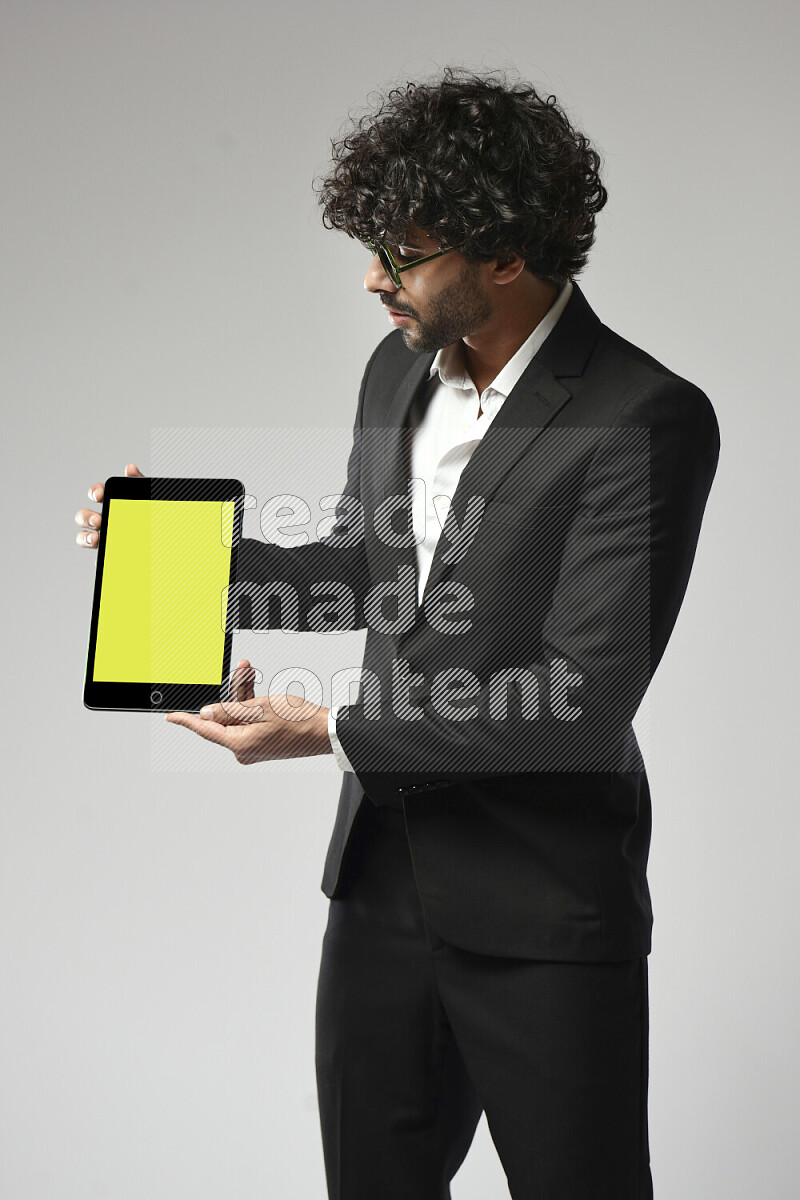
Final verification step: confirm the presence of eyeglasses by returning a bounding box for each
[364,236,466,288]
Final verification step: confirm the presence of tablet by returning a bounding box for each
[84,476,245,712]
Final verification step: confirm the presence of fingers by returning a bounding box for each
[165,711,261,765]
[78,488,104,548]
[74,509,101,546]
[76,508,101,528]
[198,696,265,726]
[266,692,317,721]
[85,465,143,505]
[75,502,100,547]
[78,465,143,549]
[164,711,235,746]
[202,661,260,722]
[231,659,257,703]
[167,664,265,729]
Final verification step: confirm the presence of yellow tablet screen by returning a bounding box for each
[93,498,235,684]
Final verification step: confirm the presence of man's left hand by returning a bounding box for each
[165,659,332,765]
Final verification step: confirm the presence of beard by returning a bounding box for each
[387,258,492,354]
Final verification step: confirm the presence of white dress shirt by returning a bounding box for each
[328,279,573,772]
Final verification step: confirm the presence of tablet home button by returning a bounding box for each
[150,691,163,706]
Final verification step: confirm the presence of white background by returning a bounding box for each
[2,1,798,1196]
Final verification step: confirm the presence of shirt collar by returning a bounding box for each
[428,278,573,398]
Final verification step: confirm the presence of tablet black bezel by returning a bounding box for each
[83,476,245,713]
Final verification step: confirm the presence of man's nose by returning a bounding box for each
[364,254,398,295]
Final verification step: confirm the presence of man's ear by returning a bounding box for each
[494,252,526,283]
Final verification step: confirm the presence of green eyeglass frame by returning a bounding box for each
[364,236,466,288]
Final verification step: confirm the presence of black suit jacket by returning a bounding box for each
[238,282,720,961]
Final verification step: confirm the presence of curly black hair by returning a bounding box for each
[314,66,607,288]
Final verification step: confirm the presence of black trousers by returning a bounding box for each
[315,799,653,1200]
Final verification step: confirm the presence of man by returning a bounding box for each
[76,68,720,1199]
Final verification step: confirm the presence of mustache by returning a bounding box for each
[380,298,415,317]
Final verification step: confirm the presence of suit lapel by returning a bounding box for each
[379,281,602,608]
[381,351,436,500]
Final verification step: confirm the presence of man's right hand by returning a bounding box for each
[74,462,143,548]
